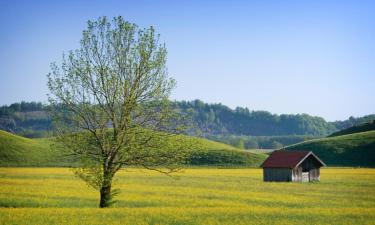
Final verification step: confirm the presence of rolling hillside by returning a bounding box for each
[328,120,375,137]
[0,130,72,166]
[0,130,267,167]
[285,130,375,167]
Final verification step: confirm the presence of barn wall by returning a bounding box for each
[263,168,292,182]
[292,167,320,182]
[299,155,322,182]
[309,168,320,181]
[292,167,302,182]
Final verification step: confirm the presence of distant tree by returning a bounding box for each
[9,103,21,112]
[47,16,193,208]
[193,99,205,109]
[207,109,215,123]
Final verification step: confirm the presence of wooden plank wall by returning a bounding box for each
[263,168,292,182]
[309,168,320,181]
[292,167,302,182]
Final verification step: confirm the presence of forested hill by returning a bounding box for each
[1,100,374,138]
[175,100,375,136]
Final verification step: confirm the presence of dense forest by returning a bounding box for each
[0,102,52,137]
[174,100,375,136]
[1,100,374,146]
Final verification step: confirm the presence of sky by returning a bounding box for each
[0,0,374,121]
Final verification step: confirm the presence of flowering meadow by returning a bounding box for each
[0,168,374,225]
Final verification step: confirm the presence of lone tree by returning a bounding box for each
[47,16,192,208]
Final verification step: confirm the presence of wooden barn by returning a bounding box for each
[261,151,326,182]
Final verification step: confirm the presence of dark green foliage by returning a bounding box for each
[286,131,375,167]
[0,102,52,137]
[0,102,44,114]
[328,120,375,137]
[332,116,375,131]
[175,100,341,136]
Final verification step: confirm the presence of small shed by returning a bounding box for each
[261,150,326,182]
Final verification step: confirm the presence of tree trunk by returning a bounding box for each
[99,184,111,208]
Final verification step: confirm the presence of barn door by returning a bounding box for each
[302,172,309,182]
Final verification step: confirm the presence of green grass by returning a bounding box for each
[0,168,374,224]
[0,130,71,167]
[285,130,375,167]
[0,130,267,167]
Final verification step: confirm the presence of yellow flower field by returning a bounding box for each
[0,168,374,225]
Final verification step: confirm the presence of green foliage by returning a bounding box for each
[286,131,375,167]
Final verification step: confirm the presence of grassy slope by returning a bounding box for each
[285,130,375,167]
[0,130,65,166]
[328,120,375,137]
[0,168,374,224]
[0,130,267,167]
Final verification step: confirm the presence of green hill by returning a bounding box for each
[187,138,267,167]
[0,130,72,166]
[328,120,375,137]
[0,130,266,167]
[285,130,375,167]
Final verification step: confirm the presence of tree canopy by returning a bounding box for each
[47,16,193,208]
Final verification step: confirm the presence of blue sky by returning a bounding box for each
[0,0,374,121]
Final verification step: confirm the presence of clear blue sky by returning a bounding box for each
[0,0,374,121]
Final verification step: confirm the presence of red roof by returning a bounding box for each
[261,151,313,168]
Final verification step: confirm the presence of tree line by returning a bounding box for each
[174,99,375,136]
[1,100,374,138]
